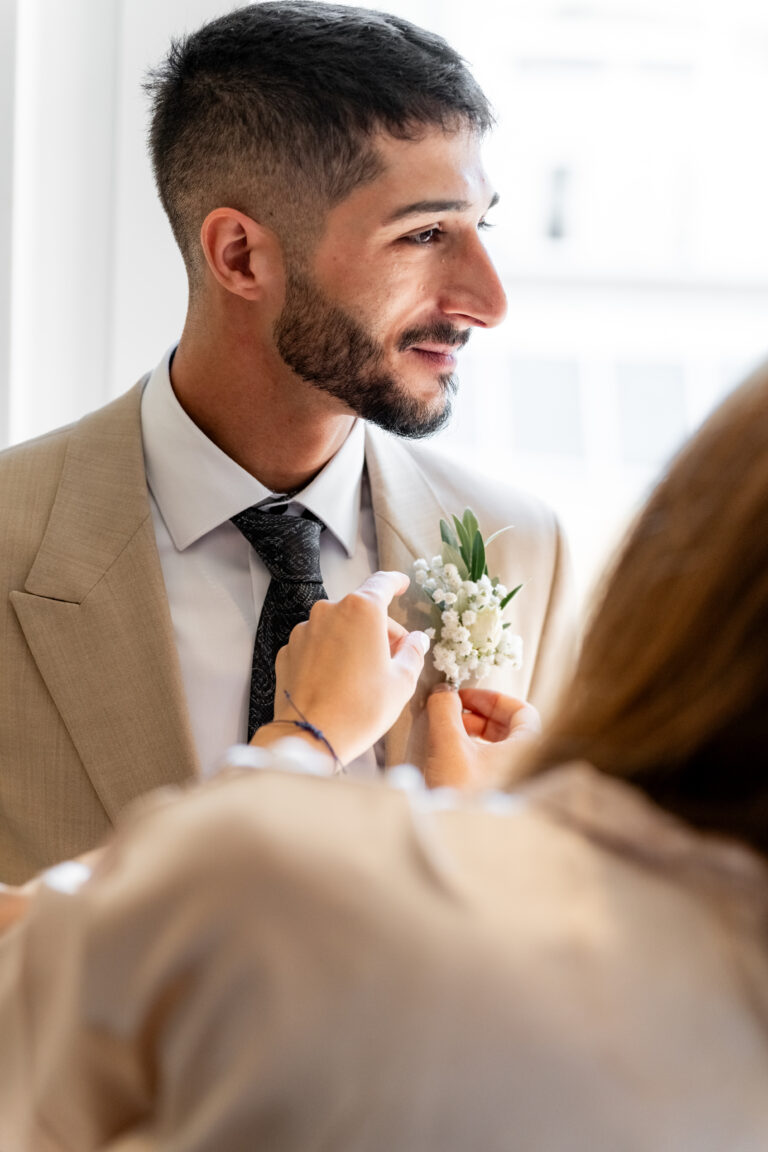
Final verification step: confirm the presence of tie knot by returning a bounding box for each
[231,506,324,583]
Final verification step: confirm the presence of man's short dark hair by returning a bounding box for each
[144,1,493,283]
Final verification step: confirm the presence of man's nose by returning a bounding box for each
[439,236,508,330]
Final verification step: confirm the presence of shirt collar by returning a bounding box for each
[141,345,364,556]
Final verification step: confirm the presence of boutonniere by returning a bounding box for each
[412,508,523,689]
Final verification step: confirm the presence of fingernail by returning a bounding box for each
[414,631,431,654]
[431,683,457,694]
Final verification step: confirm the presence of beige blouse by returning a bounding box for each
[2,751,767,1150]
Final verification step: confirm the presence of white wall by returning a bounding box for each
[7,0,251,444]
[108,0,249,397]
[0,0,17,447]
[10,0,120,440]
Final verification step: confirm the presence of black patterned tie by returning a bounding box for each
[231,506,328,738]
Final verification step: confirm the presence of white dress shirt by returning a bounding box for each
[141,346,379,777]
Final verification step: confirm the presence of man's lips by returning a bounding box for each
[405,342,462,367]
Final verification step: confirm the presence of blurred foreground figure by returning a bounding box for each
[3,754,768,1151]
[2,367,768,1147]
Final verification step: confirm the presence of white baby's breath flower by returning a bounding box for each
[410,508,524,689]
[433,644,460,681]
[445,568,462,592]
[498,631,523,668]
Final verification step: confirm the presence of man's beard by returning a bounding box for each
[274,269,467,439]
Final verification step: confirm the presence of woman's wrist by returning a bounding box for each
[249,716,341,769]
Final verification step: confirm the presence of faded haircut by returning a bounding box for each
[144,1,493,286]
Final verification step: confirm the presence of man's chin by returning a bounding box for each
[360,384,455,440]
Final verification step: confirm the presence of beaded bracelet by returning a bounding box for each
[269,690,342,771]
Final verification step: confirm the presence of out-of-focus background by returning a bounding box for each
[1,0,767,597]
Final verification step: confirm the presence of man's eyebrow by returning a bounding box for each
[384,192,499,225]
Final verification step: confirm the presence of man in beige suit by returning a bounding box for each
[0,2,572,882]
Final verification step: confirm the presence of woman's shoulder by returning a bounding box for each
[518,760,768,912]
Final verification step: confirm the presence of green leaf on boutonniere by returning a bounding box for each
[440,518,460,552]
[439,519,469,578]
[470,531,486,581]
[500,583,523,610]
[442,543,469,580]
[462,507,480,542]
[451,515,471,565]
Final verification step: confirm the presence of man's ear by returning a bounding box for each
[199,208,282,301]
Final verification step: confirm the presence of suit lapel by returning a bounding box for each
[11,386,198,825]
[364,426,449,769]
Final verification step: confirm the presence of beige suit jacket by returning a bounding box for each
[1,760,767,1151]
[0,385,572,881]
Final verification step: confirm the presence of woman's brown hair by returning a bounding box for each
[529,363,768,853]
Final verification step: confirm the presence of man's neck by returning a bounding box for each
[170,332,356,493]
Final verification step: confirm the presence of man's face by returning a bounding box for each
[274,127,507,438]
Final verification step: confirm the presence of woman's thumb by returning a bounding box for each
[426,685,466,757]
[392,629,430,689]
[425,685,473,788]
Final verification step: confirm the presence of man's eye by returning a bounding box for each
[478,219,495,232]
[406,227,441,245]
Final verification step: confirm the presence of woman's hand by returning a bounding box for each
[251,571,430,766]
[425,687,541,790]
